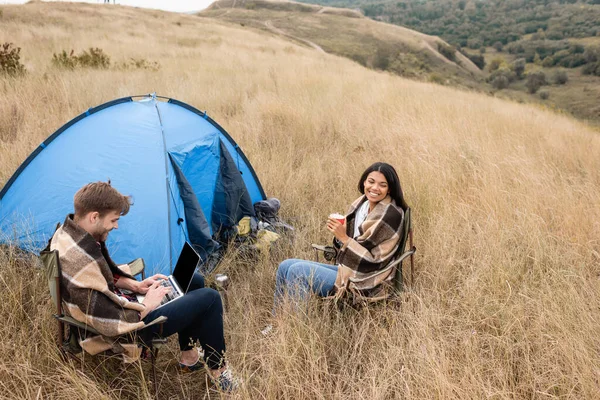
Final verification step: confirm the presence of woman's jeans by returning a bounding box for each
[274,258,338,312]
[143,273,225,369]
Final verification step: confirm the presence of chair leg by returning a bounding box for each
[409,229,415,286]
[151,347,159,399]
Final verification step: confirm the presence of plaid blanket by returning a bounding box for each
[334,195,404,302]
[51,215,146,358]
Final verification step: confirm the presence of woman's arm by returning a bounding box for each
[335,205,403,272]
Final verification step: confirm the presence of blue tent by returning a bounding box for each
[0,94,266,274]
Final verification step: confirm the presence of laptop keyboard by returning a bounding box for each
[160,279,180,305]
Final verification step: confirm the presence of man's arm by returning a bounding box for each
[115,275,141,292]
[115,273,168,294]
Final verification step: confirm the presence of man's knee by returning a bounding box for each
[204,288,223,312]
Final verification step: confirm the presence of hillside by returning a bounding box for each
[2,2,600,399]
[295,0,600,122]
[200,0,484,85]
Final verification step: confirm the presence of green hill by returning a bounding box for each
[200,0,484,86]
[269,0,600,123]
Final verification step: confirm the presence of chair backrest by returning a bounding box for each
[392,207,411,292]
[40,249,62,314]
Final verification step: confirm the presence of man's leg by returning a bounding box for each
[144,287,225,369]
[187,273,205,291]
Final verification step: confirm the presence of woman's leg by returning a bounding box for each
[273,259,338,312]
[144,287,225,370]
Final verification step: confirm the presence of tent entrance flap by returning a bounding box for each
[168,154,219,261]
[211,139,255,236]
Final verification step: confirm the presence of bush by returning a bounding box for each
[541,56,555,67]
[0,42,26,76]
[511,58,526,79]
[538,90,549,100]
[437,42,456,62]
[582,62,600,76]
[428,73,445,84]
[552,70,568,85]
[372,46,392,70]
[119,58,160,71]
[52,48,110,70]
[462,51,485,70]
[491,74,509,90]
[488,57,504,72]
[77,48,110,69]
[525,71,547,94]
[493,41,503,52]
[52,50,78,70]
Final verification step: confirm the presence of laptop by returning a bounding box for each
[136,242,201,309]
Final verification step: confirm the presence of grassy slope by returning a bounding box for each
[200,0,483,85]
[481,48,600,123]
[2,2,600,399]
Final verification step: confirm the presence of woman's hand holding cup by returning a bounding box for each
[327,213,349,245]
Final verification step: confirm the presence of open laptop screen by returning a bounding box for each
[172,242,200,294]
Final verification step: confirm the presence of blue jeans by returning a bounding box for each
[274,258,338,311]
[143,273,225,369]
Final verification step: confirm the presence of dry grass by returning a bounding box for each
[1,2,600,399]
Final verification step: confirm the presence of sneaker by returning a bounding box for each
[260,324,273,336]
[212,368,240,392]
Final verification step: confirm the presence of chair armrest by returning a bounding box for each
[143,315,167,329]
[56,315,101,336]
[127,258,145,277]
[311,244,329,252]
[386,247,416,270]
[311,244,338,262]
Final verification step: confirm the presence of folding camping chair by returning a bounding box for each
[40,249,168,397]
[312,207,416,292]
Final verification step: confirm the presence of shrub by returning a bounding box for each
[52,50,78,70]
[541,56,555,67]
[488,66,516,83]
[0,42,26,76]
[525,71,547,94]
[493,41,503,52]
[119,58,160,71]
[428,73,444,84]
[372,46,392,70]
[582,62,600,76]
[77,48,110,69]
[552,70,568,85]
[491,74,509,90]
[488,57,504,72]
[511,58,526,79]
[437,42,456,62]
[538,90,550,100]
[52,48,110,70]
[462,51,485,70]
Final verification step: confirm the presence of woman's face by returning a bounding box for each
[363,171,389,204]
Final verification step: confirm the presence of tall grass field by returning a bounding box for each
[1,2,600,399]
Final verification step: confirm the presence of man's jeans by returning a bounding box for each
[274,258,338,312]
[143,273,225,369]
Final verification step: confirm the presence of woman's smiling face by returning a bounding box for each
[363,171,389,204]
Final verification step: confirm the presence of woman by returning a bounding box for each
[273,162,408,309]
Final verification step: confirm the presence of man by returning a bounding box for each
[51,181,237,391]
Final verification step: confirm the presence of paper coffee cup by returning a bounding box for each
[329,213,345,224]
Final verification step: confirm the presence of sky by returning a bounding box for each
[0,0,215,13]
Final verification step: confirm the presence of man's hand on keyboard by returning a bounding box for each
[137,274,168,294]
[140,280,170,318]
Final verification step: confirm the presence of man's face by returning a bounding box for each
[92,210,121,242]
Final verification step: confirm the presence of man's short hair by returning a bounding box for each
[74,181,132,217]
